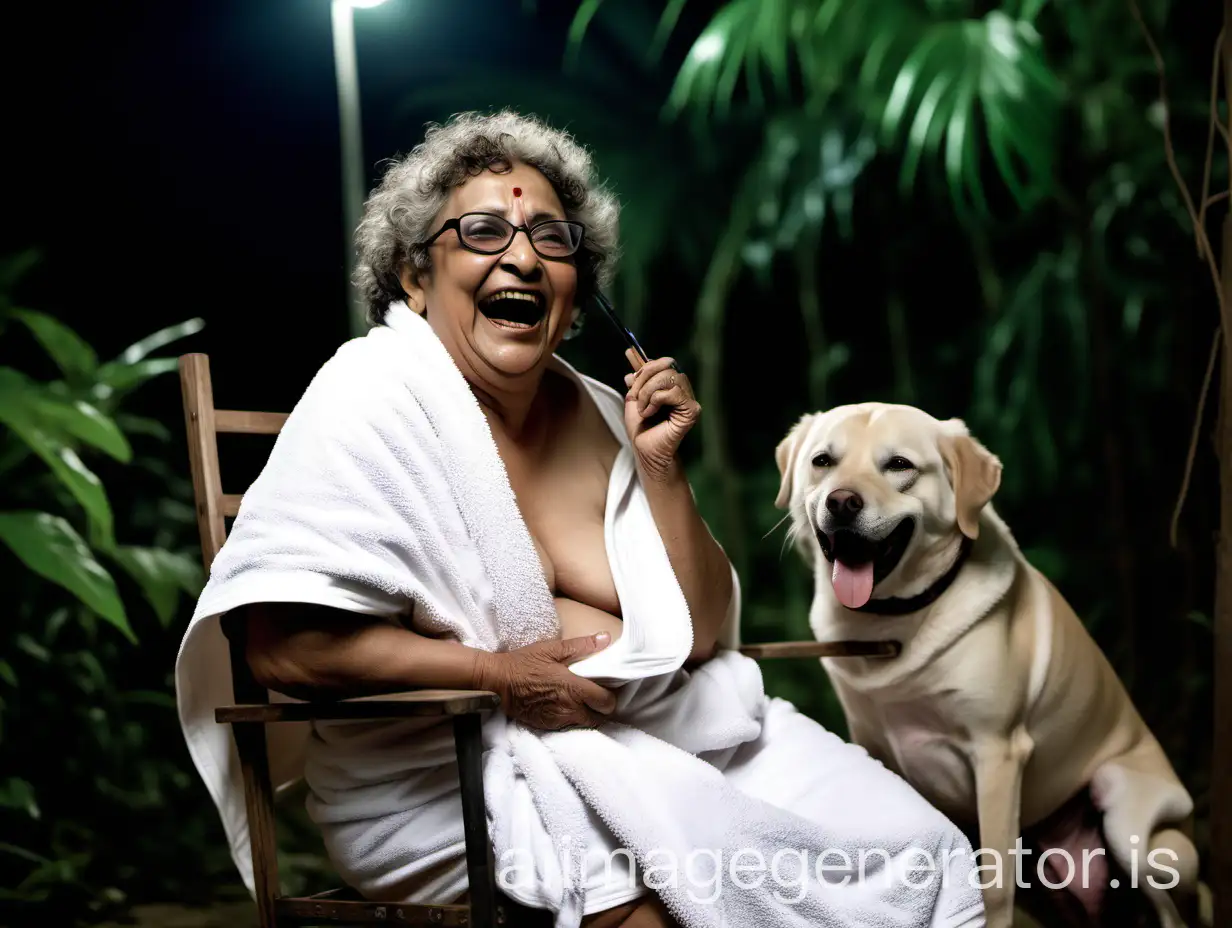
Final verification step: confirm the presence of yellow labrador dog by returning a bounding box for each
[775,403,1199,928]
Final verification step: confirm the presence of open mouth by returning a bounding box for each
[814,518,915,610]
[478,290,545,330]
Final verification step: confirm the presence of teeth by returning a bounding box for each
[480,290,542,307]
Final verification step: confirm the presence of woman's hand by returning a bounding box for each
[623,353,701,484]
[473,632,618,731]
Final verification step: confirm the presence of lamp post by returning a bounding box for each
[331,0,389,337]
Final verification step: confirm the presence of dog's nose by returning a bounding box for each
[825,489,864,524]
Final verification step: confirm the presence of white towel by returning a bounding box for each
[175,301,984,927]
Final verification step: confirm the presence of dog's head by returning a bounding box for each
[775,403,1002,610]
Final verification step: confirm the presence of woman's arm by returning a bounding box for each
[240,602,485,700]
[640,464,734,664]
[622,355,734,665]
[236,602,619,729]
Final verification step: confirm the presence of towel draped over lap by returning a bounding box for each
[175,302,985,927]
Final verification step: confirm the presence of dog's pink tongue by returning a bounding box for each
[832,560,875,609]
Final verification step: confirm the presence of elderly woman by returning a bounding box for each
[176,111,984,928]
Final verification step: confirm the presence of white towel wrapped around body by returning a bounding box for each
[175,302,985,927]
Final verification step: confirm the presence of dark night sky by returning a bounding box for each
[3,0,589,415]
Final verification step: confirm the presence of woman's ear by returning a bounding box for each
[937,428,1002,540]
[398,262,427,315]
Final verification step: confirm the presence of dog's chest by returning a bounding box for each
[860,694,978,822]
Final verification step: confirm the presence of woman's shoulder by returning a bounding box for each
[284,331,425,434]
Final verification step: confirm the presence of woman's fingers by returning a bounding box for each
[576,679,618,716]
[636,369,691,418]
[627,357,675,397]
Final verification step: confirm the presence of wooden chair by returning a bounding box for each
[178,351,901,928]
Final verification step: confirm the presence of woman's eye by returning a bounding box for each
[811,452,834,468]
[885,456,916,471]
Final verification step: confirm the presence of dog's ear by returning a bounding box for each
[775,415,817,510]
[938,425,1002,540]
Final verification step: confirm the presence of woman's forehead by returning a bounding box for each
[449,164,565,216]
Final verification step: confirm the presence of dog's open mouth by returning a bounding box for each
[478,290,545,329]
[815,519,915,610]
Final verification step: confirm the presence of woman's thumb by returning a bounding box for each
[556,631,611,664]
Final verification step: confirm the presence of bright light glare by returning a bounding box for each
[339,0,389,8]
[693,34,724,62]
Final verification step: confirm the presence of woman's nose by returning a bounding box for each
[500,230,540,277]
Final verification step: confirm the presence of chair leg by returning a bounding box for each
[234,722,281,928]
[454,712,497,928]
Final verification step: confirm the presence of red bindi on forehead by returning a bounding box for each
[512,187,522,197]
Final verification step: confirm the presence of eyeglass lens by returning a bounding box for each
[458,213,583,258]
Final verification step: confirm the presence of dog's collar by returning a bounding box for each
[852,535,975,617]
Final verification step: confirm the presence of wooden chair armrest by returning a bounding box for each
[737,640,901,660]
[215,688,500,723]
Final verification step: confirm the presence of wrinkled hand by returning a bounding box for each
[474,633,618,731]
[623,351,701,483]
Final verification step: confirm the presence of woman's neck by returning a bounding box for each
[468,368,552,440]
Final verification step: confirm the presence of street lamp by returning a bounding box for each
[331,0,389,337]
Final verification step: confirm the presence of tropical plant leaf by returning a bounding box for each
[0,367,130,461]
[109,317,205,367]
[565,0,609,71]
[32,395,131,463]
[663,0,1063,212]
[0,778,40,820]
[108,546,204,627]
[6,309,99,382]
[0,423,113,548]
[0,369,120,544]
[0,250,41,296]
[648,0,691,63]
[113,413,173,442]
[92,358,181,401]
[0,511,132,642]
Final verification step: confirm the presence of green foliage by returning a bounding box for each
[0,252,216,917]
[556,0,1212,752]
[390,4,1215,768]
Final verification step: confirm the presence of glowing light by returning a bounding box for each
[693,34,724,63]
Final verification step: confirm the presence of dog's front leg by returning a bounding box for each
[971,727,1034,928]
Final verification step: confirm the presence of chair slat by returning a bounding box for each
[276,897,470,926]
[738,640,901,660]
[215,409,289,435]
[221,493,243,517]
[179,354,227,571]
[216,689,501,724]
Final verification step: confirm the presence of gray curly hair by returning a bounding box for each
[354,110,621,326]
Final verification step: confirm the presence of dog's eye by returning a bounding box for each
[811,451,834,468]
[885,455,916,472]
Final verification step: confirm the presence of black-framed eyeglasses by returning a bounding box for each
[418,211,586,260]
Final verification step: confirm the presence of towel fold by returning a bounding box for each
[175,301,983,927]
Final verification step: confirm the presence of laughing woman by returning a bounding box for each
[175,110,985,928]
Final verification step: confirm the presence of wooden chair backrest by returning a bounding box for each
[179,352,289,705]
[179,352,288,570]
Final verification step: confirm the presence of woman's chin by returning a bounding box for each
[471,314,562,376]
